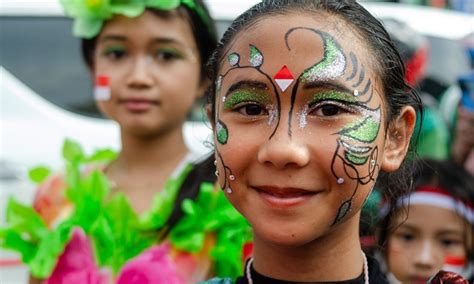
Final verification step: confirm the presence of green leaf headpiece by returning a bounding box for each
[60,0,210,39]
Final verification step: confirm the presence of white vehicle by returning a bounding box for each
[1,1,473,283]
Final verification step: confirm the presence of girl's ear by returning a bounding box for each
[381,106,417,173]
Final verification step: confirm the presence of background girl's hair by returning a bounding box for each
[378,158,474,260]
[81,0,217,81]
[206,0,422,207]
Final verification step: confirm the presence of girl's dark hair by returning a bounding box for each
[81,0,217,82]
[378,159,474,261]
[161,154,216,237]
[205,0,422,211]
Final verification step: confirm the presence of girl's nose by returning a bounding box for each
[413,241,440,270]
[126,56,154,89]
[257,126,310,170]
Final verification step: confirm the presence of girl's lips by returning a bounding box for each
[254,186,317,208]
[120,99,158,112]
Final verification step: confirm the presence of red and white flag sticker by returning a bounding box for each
[94,75,111,101]
[273,65,295,92]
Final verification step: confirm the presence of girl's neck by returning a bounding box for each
[252,216,364,282]
[117,125,188,171]
[105,126,189,214]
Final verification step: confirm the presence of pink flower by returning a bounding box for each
[45,227,110,284]
[116,244,183,284]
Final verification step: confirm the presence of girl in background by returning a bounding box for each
[1,1,251,283]
[378,159,473,283]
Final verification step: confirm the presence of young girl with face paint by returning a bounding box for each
[0,1,252,283]
[378,159,474,283]
[202,0,424,283]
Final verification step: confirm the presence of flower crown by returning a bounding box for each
[60,0,210,39]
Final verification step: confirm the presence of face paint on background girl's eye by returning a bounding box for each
[94,75,111,101]
[102,45,126,59]
[223,89,272,110]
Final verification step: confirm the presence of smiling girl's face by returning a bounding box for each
[212,12,412,247]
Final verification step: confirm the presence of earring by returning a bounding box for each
[337,177,345,185]
[229,175,236,181]
[226,187,233,194]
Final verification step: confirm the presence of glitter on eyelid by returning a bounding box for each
[311,90,357,104]
[223,90,271,110]
[299,104,309,128]
[301,36,346,82]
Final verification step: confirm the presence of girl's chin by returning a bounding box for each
[253,226,327,248]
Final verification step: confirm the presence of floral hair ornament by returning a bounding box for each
[60,0,210,39]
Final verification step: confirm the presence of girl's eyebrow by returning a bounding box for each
[226,80,268,97]
[303,81,352,94]
[99,35,187,47]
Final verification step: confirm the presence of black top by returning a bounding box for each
[235,256,389,284]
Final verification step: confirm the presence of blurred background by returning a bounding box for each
[1,0,473,283]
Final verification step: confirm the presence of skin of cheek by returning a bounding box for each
[387,238,413,282]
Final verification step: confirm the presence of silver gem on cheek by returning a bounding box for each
[353,89,360,97]
[229,175,236,181]
[226,187,233,194]
[337,177,345,184]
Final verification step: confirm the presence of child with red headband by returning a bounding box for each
[378,159,473,283]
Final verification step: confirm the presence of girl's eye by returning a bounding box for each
[309,102,351,117]
[396,232,415,243]
[103,47,126,60]
[440,238,462,248]
[155,49,183,62]
[235,103,267,116]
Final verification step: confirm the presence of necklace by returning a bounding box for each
[246,251,369,284]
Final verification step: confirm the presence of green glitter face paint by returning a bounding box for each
[301,35,346,82]
[228,53,240,67]
[216,120,229,145]
[102,45,126,58]
[224,89,272,110]
[339,108,380,144]
[310,90,357,104]
[249,45,263,67]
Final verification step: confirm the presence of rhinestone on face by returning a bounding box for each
[226,187,233,194]
[229,175,236,181]
[337,177,345,184]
